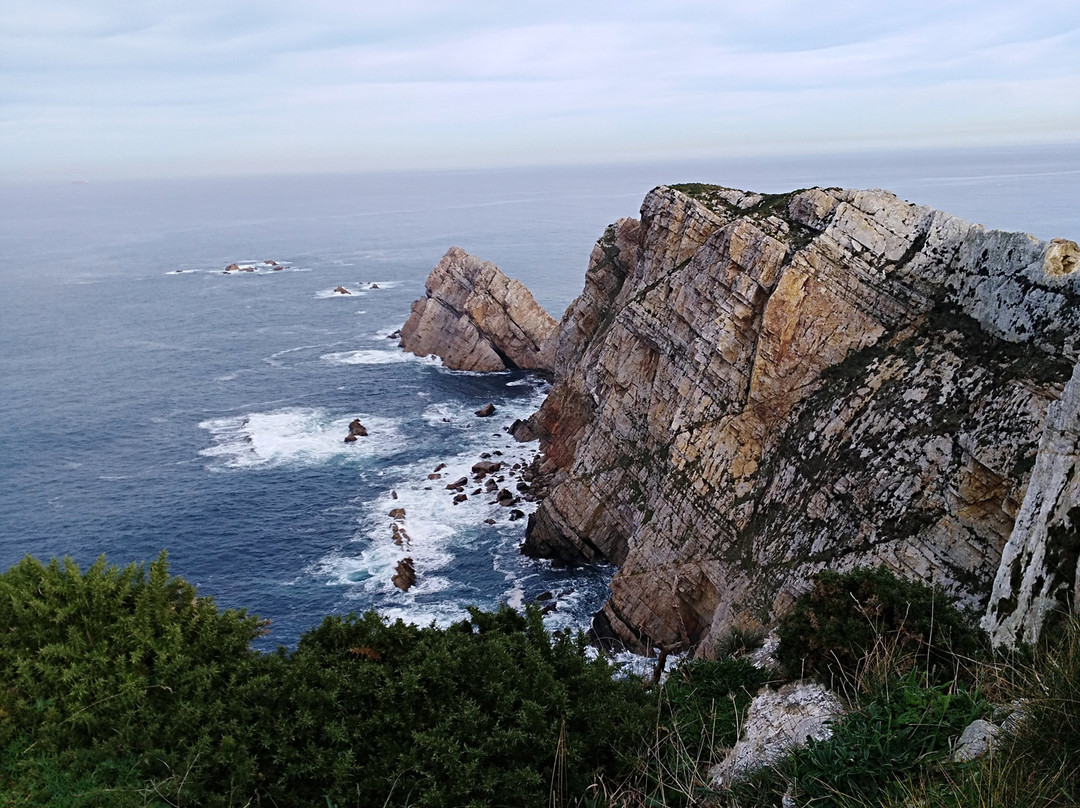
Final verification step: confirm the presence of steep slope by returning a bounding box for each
[521,184,1080,653]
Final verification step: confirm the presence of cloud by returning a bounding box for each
[2,0,1078,179]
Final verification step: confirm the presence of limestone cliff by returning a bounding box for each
[400,246,558,373]
[521,184,1080,654]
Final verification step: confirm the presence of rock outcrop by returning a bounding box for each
[400,246,558,373]
[521,183,1080,653]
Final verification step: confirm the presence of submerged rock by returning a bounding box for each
[399,246,558,372]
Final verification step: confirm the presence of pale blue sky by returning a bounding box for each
[3,0,1078,180]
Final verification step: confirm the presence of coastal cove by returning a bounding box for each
[2,145,1079,649]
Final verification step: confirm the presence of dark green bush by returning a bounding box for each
[0,553,265,805]
[0,554,653,807]
[775,567,985,685]
[262,605,654,807]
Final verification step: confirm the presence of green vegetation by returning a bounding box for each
[775,566,986,687]
[0,553,651,807]
[2,556,1078,808]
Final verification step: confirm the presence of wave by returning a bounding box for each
[198,408,401,470]
[310,385,556,626]
[315,287,367,299]
[320,349,439,366]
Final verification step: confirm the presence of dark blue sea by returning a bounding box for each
[2,146,1078,648]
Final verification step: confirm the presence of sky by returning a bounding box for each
[2,0,1079,181]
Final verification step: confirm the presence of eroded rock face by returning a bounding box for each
[400,246,558,372]
[523,184,1080,653]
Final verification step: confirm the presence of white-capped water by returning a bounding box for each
[198,409,402,470]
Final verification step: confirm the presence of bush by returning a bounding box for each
[261,605,653,807]
[775,567,985,687]
[0,554,653,807]
[0,553,265,805]
[789,671,987,807]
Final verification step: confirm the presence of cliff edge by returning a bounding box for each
[520,184,1080,653]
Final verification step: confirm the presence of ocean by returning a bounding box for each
[1,145,1078,648]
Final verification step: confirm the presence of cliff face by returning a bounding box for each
[522,184,1080,653]
[400,246,558,373]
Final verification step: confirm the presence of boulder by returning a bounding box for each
[472,460,502,475]
[399,246,559,372]
[334,285,351,295]
[392,557,417,592]
[711,681,845,787]
[475,403,496,418]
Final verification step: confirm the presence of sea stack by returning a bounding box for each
[399,246,558,373]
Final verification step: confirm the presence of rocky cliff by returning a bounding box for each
[520,184,1080,653]
[400,246,558,373]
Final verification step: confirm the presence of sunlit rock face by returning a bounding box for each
[400,246,558,373]
[520,184,1080,654]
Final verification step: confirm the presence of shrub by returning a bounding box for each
[0,554,653,807]
[0,553,265,805]
[775,567,985,686]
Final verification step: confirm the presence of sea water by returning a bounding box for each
[1,145,1077,648]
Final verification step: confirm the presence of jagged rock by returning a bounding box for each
[509,417,542,442]
[344,434,357,443]
[522,183,1080,653]
[453,493,468,504]
[334,285,351,295]
[399,246,559,372]
[472,460,502,475]
[475,403,496,417]
[392,557,416,591]
[509,509,525,521]
[711,681,845,786]
[446,477,468,490]
[389,508,406,520]
[345,418,368,441]
[496,489,515,505]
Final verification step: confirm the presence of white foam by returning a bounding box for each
[321,349,438,366]
[198,408,401,470]
[263,344,324,367]
[316,287,367,299]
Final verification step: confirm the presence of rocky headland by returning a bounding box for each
[403,185,1080,655]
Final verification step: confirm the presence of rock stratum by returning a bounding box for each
[400,246,558,373]
[514,184,1080,653]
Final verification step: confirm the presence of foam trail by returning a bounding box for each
[198,408,401,470]
[321,349,439,367]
